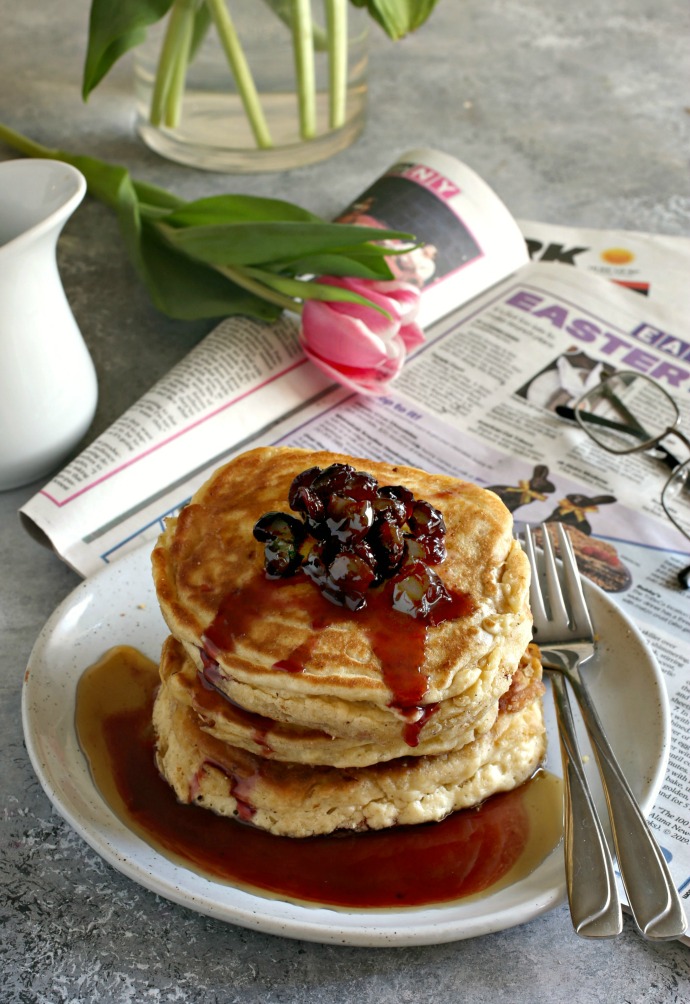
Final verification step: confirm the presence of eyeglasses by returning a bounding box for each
[557,370,690,590]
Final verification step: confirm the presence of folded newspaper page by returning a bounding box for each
[20,148,690,932]
[520,218,690,305]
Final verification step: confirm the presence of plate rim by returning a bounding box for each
[21,543,670,946]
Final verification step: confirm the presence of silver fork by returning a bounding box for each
[523,522,688,941]
[549,663,622,936]
[524,524,622,937]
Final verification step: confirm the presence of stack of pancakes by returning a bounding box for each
[151,446,545,838]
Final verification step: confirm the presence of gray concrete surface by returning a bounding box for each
[1,1,689,1000]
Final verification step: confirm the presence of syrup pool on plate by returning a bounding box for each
[75,646,563,910]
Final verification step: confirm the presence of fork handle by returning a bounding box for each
[551,672,623,937]
[561,663,687,941]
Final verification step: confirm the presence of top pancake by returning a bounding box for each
[152,446,532,710]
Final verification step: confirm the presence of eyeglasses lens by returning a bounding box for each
[575,372,679,453]
[662,460,690,542]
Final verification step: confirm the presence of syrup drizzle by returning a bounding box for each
[201,572,473,730]
[75,647,563,910]
[400,703,440,747]
[196,661,275,752]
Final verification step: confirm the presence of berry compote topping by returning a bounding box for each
[253,463,451,619]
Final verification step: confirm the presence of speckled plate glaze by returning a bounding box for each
[22,543,670,946]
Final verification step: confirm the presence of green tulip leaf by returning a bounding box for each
[160,221,415,267]
[349,0,440,40]
[83,0,174,99]
[165,194,323,227]
[140,225,282,320]
[265,253,395,280]
[134,179,187,214]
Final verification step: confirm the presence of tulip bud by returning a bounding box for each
[299,276,424,395]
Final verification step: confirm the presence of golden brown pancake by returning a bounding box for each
[152,447,533,716]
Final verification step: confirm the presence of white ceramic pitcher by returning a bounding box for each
[0,159,97,491]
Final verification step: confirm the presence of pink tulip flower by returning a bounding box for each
[299,277,425,395]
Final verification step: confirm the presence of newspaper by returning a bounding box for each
[21,148,690,932]
[520,217,690,305]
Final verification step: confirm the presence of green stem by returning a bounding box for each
[164,20,194,126]
[0,122,57,160]
[214,263,300,312]
[259,0,329,49]
[0,123,121,212]
[205,0,273,148]
[325,0,347,129]
[292,0,316,140]
[240,265,388,314]
[150,0,199,128]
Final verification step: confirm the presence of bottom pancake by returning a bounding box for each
[152,682,546,838]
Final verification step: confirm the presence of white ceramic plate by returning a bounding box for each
[22,544,670,946]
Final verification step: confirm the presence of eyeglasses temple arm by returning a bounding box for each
[554,406,682,471]
[599,382,648,434]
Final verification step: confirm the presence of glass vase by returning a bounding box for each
[133,0,368,173]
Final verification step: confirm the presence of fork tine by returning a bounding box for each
[554,523,594,639]
[523,524,548,626]
[541,523,569,626]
